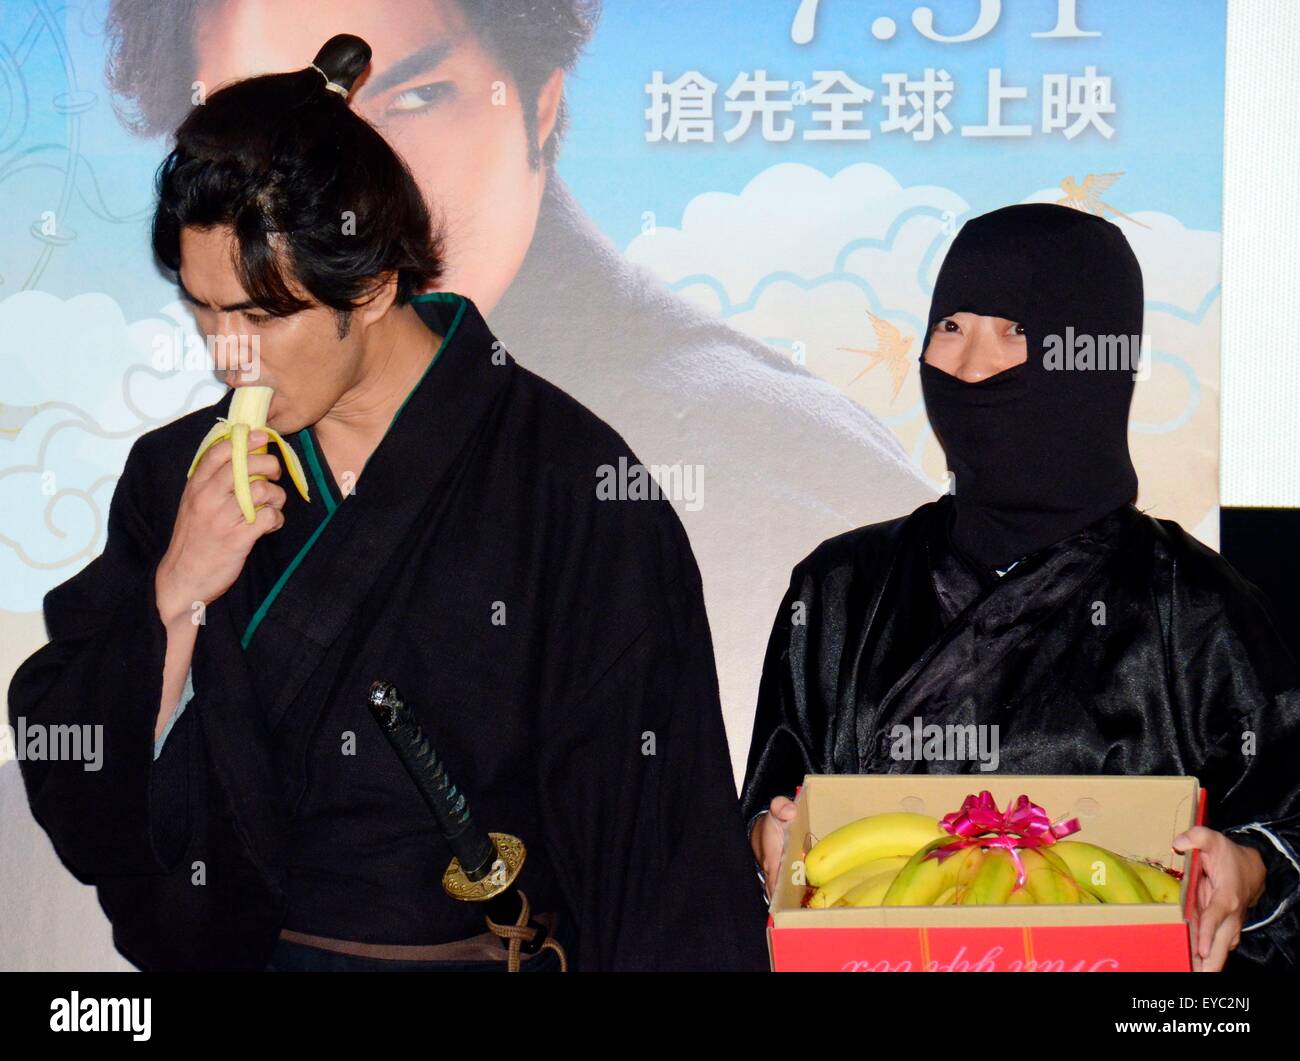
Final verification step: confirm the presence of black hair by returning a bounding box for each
[106,0,602,169]
[152,34,444,328]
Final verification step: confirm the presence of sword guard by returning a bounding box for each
[441,832,526,902]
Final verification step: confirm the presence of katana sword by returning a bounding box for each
[367,679,560,966]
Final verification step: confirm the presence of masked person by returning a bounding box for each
[741,203,1300,972]
[8,35,768,973]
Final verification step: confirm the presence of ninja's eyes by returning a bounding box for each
[933,318,1025,335]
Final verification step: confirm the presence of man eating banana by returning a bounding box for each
[8,34,767,973]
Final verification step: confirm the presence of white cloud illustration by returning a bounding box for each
[0,292,224,611]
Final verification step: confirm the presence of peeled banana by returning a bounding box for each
[187,385,310,522]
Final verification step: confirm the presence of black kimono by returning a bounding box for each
[740,494,1300,969]
[9,291,769,972]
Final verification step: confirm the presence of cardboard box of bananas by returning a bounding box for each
[805,798,1181,909]
[768,775,1202,972]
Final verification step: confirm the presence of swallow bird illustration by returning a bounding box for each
[1057,173,1150,228]
[840,311,914,401]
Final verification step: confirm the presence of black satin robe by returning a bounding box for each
[9,292,769,972]
[740,495,1300,969]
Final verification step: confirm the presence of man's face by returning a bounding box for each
[193,0,560,315]
[178,225,364,433]
[923,312,1027,382]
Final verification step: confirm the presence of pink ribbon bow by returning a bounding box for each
[929,791,1081,888]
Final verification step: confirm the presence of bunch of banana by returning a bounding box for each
[802,811,1183,908]
[187,385,311,522]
